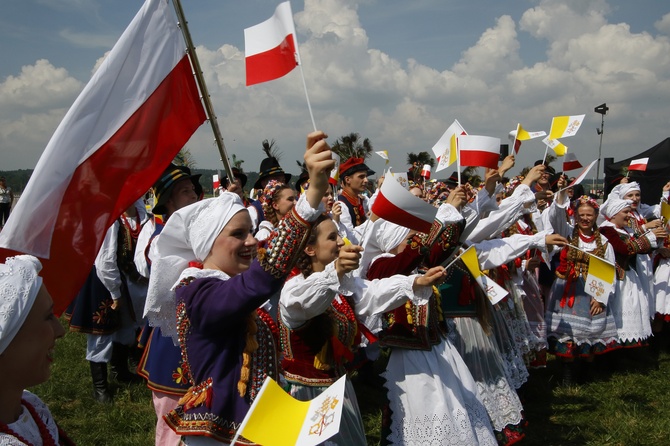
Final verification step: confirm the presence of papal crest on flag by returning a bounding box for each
[460,245,508,304]
[585,255,616,304]
[372,171,437,233]
[549,114,585,139]
[245,1,299,86]
[0,0,206,313]
[432,120,467,172]
[232,375,347,446]
[542,136,568,157]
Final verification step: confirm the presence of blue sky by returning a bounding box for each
[2,0,670,183]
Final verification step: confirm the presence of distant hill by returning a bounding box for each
[0,168,303,196]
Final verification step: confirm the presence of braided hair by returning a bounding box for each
[260,180,292,226]
[295,215,333,278]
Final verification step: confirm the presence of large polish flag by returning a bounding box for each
[0,0,206,314]
[371,172,437,233]
[458,135,501,169]
[245,1,299,86]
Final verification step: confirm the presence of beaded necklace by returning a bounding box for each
[0,399,57,446]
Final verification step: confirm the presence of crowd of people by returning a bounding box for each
[2,130,670,445]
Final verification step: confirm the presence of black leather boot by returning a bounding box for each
[561,361,575,387]
[89,361,113,403]
[110,342,143,384]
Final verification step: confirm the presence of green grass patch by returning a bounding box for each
[31,319,670,445]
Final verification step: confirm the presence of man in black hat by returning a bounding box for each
[220,167,250,205]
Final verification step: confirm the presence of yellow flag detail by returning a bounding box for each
[460,246,482,278]
[661,201,670,223]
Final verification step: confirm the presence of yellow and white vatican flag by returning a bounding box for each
[661,201,670,224]
[376,150,390,164]
[232,375,347,446]
[432,119,467,172]
[460,246,508,305]
[509,123,546,154]
[542,136,568,156]
[549,114,585,139]
[585,255,616,304]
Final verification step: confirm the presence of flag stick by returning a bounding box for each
[291,18,318,132]
[457,140,462,186]
[541,145,549,165]
[566,242,614,266]
[172,0,236,182]
[298,64,318,132]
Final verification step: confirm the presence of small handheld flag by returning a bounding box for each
[542,136,568,157]
[232,375,347,446]
[584,255,616,304]
[563,152,583,171]
[628,157,649,172]
[371,172,437,233]
[432,120,467,172]
[244,1,298,86]
[458,135,501,170]
[549,114,585,139]
[460,246,509,304]
[509,124,546,154]
[421,164,431,179]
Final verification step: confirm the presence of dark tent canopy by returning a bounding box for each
[604,137,670,204]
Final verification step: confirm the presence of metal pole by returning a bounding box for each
[171,0,235,182]
[595,113,604,196]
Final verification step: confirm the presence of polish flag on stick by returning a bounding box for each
[628,157,649,172]
[558,160,598,193]
[563,152,583,171]
[371,172,437,233]
[458,135,501,170]
[421,164,431,179]
[244,1,299,86]
[0,0,206,313]
[245,2,318,131]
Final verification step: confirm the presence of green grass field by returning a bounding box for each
[34,319,670,445]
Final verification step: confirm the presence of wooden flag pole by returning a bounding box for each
[172,0,235,182]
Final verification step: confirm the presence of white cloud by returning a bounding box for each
[2,0,670,177]
[0,59,83,115]
[655,12,670,34]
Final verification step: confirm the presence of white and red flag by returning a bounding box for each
[628,157,649,172]
[0,0,206,313]
[371,171,437,233]
[458,135,501,170]
[421,164,431,179]
[245,1,299,86]
[563,152,583,171]
[432,119,467,172]
[564,160,598,189]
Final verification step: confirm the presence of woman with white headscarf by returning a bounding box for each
[599,197,666,348]
[0,255,74,445]
[143,132,334,445]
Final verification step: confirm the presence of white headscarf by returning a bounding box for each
[143,192,247,341]
[358,218,410,279]
[601,197,632,220]
[0,255,43,354]
[615,181,641,200]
